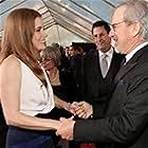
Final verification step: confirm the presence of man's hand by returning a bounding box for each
[70,101,93,119]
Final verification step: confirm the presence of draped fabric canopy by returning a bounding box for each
[0,0,123,46]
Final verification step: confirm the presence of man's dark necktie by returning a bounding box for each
[120,55,126,66]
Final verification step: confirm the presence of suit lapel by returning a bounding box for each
[104,50,122,80]
[106,51,118,79]
[115,62,137,84]
[114,44,148,84]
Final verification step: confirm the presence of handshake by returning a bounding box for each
[63,101,93,119]
[54,101,93,140]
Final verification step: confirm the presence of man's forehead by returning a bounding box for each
[111,6,126,23]
[93,26,107,33]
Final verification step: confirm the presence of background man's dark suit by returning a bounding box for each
[74,45,148,148]
[80,48,123,118]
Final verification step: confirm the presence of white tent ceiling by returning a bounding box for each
[0,0,123,46]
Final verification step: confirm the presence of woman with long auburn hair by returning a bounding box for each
[0,8,60,148]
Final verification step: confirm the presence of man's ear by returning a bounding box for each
[130,22,141,37]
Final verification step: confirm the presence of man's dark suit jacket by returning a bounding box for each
[74,45,148,148]
[80,48,123,118]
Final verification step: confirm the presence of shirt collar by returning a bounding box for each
[126,42,148,63]
[99,46,114,57]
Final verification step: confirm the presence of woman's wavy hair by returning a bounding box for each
[0,8,46,85]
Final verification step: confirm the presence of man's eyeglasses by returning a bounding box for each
[111,20,125,31]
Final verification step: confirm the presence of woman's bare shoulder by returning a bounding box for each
[0,55,21,73]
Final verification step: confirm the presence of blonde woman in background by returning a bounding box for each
[40,46,78,108]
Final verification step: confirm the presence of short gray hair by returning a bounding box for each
[117,0,148,40]
[40,46,61,66]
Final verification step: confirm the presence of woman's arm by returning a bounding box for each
[0,56,60,131]
[54,95,71,111]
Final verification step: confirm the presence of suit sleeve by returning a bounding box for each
[74,71,148,144]
[92,95,110,119]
